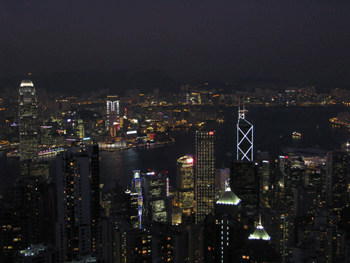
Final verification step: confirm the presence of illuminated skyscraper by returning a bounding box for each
[142,172,171,224]
[202,185,241,262]
[237,101,253,161]
[106,96,120,131]
[176,155,194,216]
[131,170,143,228]
[18,80,38,162]
[195,130,216,223]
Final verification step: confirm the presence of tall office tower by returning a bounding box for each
[131,170,143,228]
[230,161,259,211]
[286,155,306,189]
[326,151,349,212]
[211,186,241,263]
[195,130,216,223]
[18,80,38,162]
[142,172,171,224]
[257,151,271,208]
[106,95,120,131]
[237,101,253,161]
[126,190,140,228]
[55,145,100,262]
[176,155,194,217]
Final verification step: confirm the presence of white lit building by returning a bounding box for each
[106,96,120,131]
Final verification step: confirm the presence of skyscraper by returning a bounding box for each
[232,100,258,210]
[106,96,120,131]
[142,172,171,224]
[195,130,216,223]
[18,80,38,162]
[131,170,143,228]
[237,101,253,161]
[176,155,194,217]
[230,161,259,210]
[202,186,241,263]
[55,145,100,262]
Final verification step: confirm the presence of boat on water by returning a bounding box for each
[292,131,302,139]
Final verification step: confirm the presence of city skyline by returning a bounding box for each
[1,0,350,89]
[2,75,350,261]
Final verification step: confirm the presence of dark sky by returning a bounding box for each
[1,0,350,87]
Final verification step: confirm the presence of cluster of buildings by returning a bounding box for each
[2,79,348,154]
[1,79,350,263]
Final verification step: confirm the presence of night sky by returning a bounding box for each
[1,0,350,87]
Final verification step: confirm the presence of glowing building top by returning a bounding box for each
[216,186,241,206]
[20,79,34,87]
[248,215,271,241]
[19,79,36,104]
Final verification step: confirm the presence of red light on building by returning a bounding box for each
[149,133,156,141]
[209,131,214,135]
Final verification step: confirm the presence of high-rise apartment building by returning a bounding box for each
[18,80,38,162]
[176,155,194,216]
[195,130,216,223]
[326,151,348,212]
[55,145,100,262]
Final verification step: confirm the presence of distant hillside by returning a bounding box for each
[0,69,182,96]
[189,77,294,94]
[233,77,294,92]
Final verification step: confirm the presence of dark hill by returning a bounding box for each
[0,69,182,96]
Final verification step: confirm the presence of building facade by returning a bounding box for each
[55,145,100,262]
[326,151,349,212]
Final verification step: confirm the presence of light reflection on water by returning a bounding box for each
[1,106,349,194]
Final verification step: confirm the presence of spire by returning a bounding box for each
[238,96,247,120]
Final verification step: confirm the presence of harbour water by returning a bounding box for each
[0,105,349,194]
